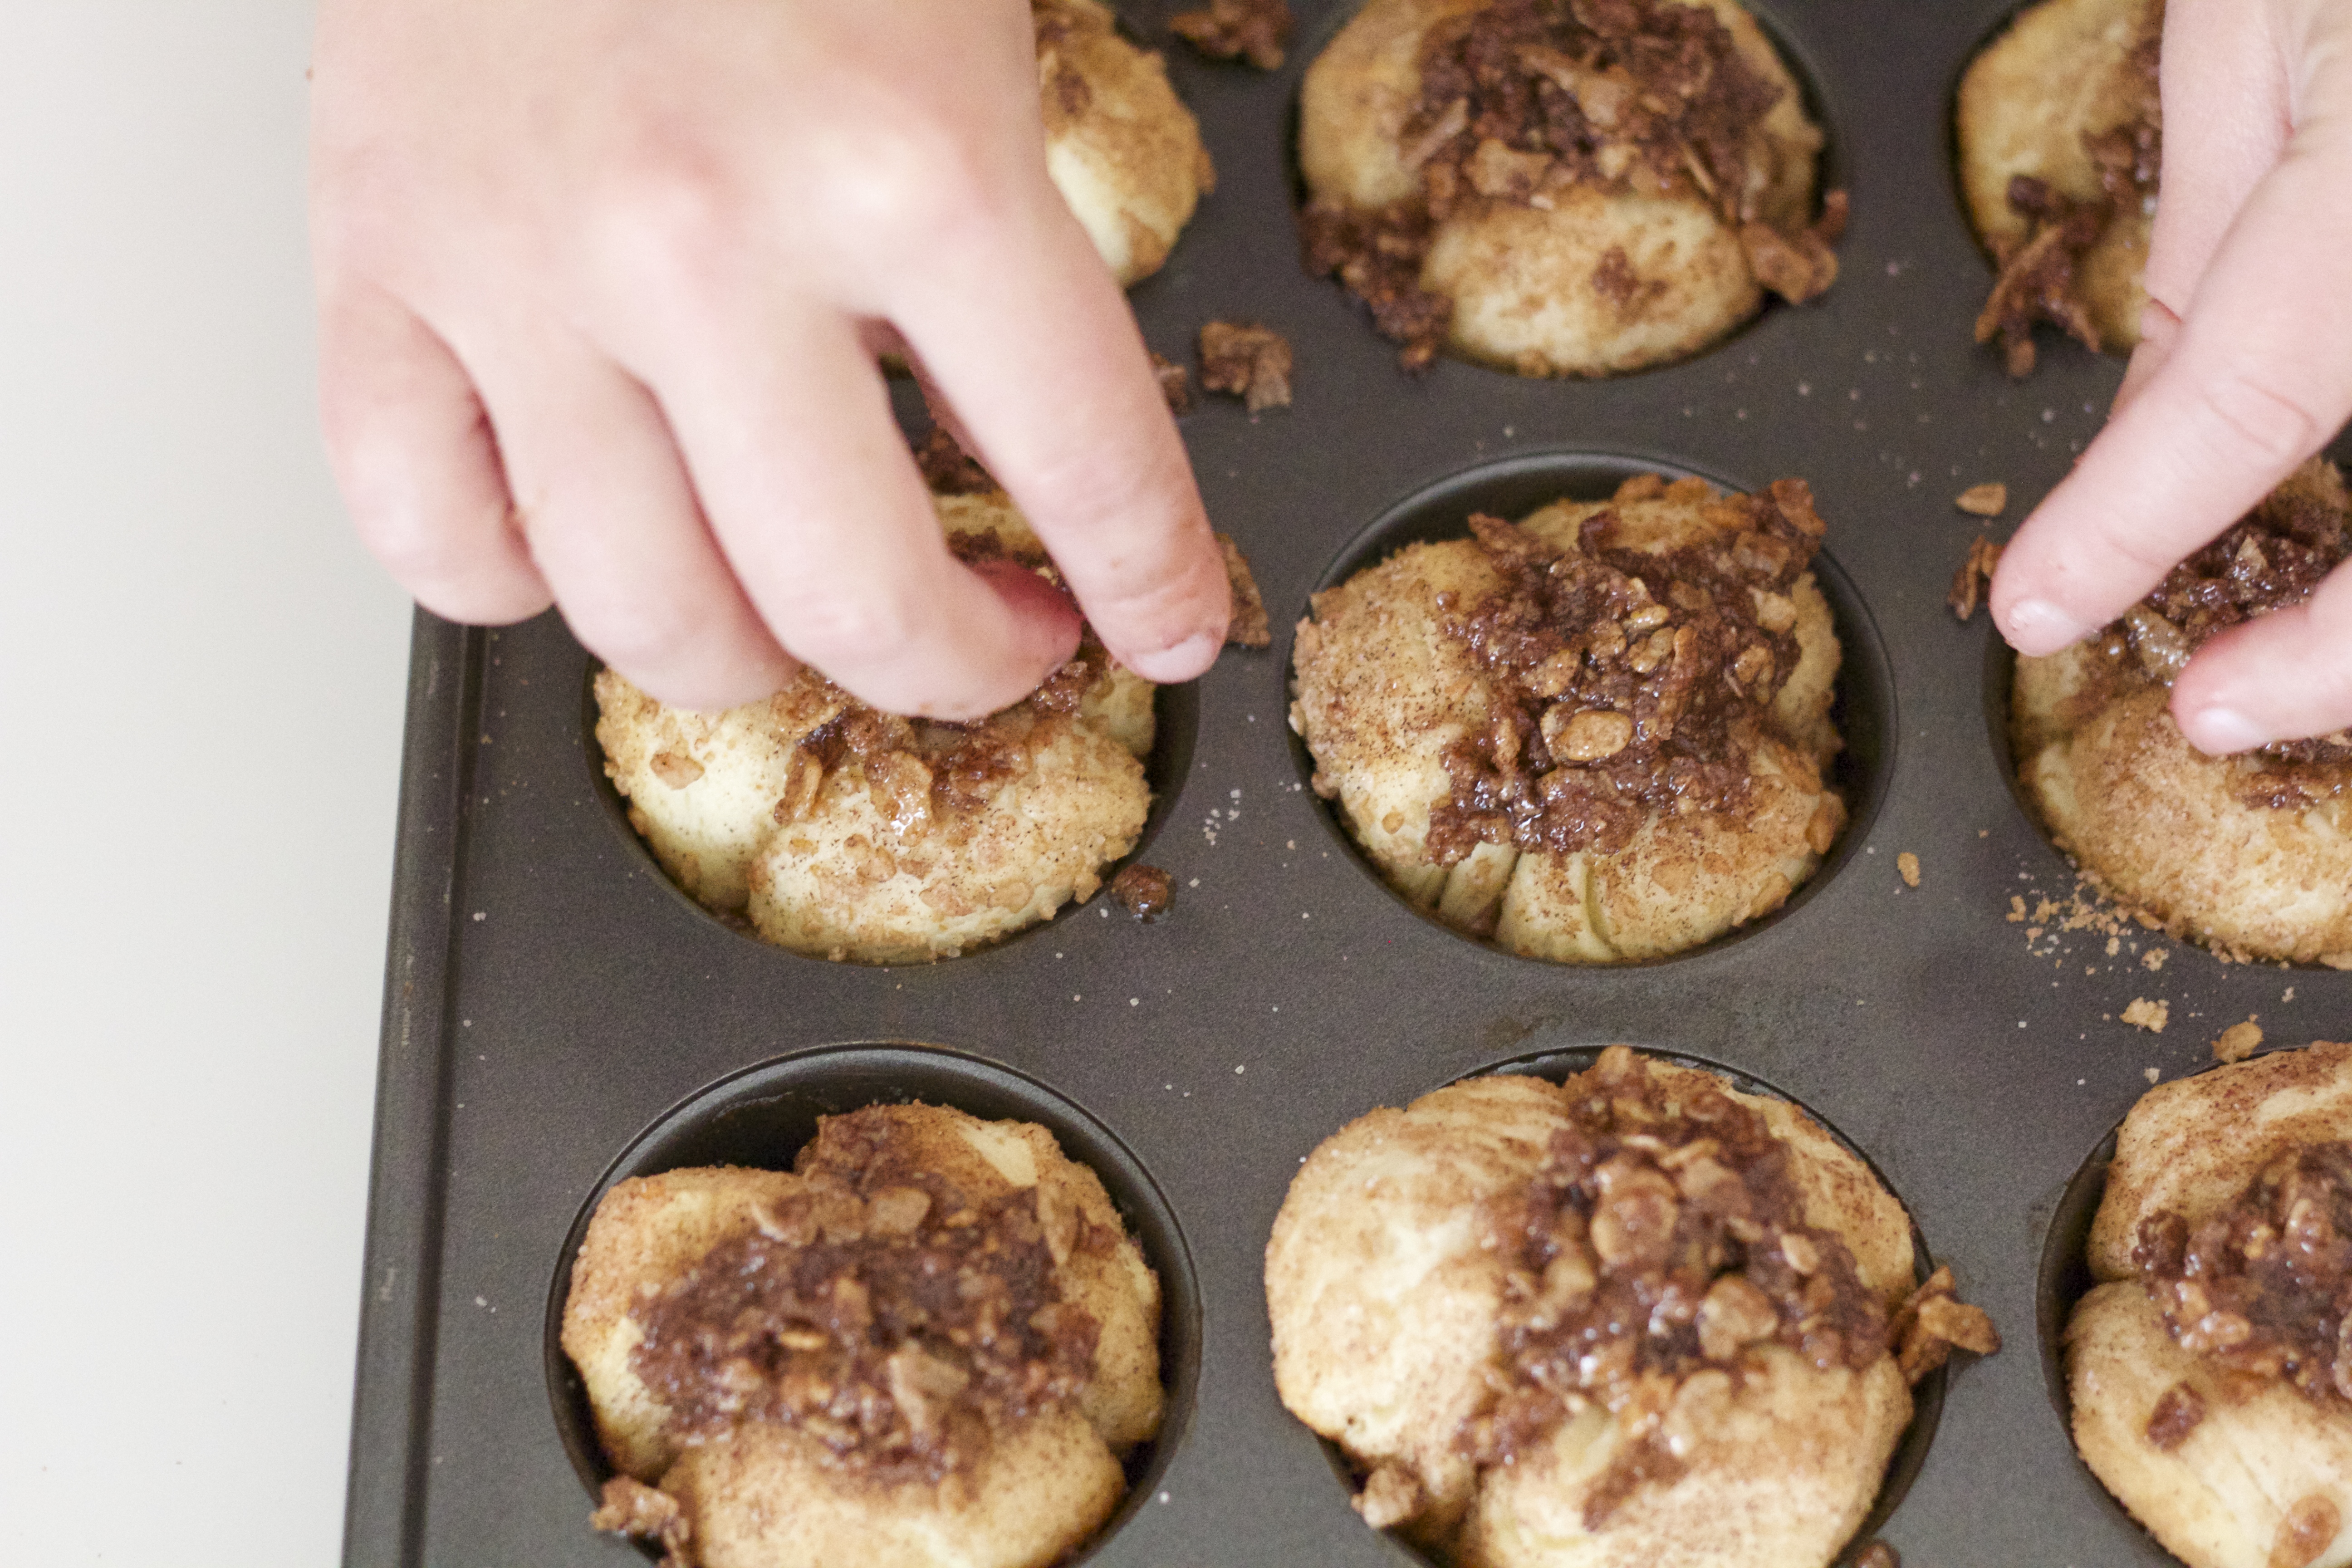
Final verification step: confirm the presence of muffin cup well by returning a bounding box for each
[541,1042,1203,1565]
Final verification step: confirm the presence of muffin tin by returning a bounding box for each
[342,2,2352,1563]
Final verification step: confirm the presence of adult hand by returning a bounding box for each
[312,0,1229,719]
[1990,0,2352,752]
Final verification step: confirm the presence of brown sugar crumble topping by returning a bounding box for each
[789,546,1115,838]
[1889,1264,2000,1383]
[1301,0,1842,371]
[1215,533,1274,648]
[592,1475,692,1566]
[1425,476,1831,864]
[1976,12,2159,376]
[2095,460,2352,799]
[1151,351,1195,415]
[1198,320,1294,412]
[915,426,995,496]
[1108,862,1175,919]
[1947,534,2002,621]
[1457,1048,1891,1529]
[1171,0,1295,70]
[627,1109,1112,1486]
[2132,1140,2352,1407]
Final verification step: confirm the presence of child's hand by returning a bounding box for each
[311,0,1230,719]
[1992,0,2352,751]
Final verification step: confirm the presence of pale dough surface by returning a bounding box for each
[1037,0,1212,285]
[2014,650,2352,968]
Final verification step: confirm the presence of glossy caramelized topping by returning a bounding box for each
[2133,1140,2352,1409]
[1462,1047,1886,1527]
[1427,478,1826,861]
[631,1110,1114,1482]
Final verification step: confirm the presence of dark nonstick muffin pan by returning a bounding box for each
[343,2,2352,1563]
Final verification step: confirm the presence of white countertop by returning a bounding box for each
[0,7,414,1561]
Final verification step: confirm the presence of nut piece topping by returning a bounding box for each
[1460,1048,1900,1529]
[1427,482,1830,862]
[627,1107,1107,1483]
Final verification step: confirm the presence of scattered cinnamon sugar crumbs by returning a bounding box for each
[1949,535,2003,620]
[2141,948,2167,971]
[1896,852,1921,888]
[2214,1019,2263,1063]
[1956,482,2008,517]
[2007,896,2027,922]
[1199,321,1294,413]
[1214,534,1272,647]
[2121,998,2169,1033]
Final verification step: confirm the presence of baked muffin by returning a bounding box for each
[1298,0,1839,376]
[563,1102,1166,1568]
[2011,460,2352,967]
[1289,474,1846,962]
[596,490,1155,964]
[1267,1046,1993,1568]
[1957,0,2161,375]
[2067,1040,2352,1568]
[1036,0,1215,285]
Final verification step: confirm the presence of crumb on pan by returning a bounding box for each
[592,1477,691,1566]
[1109,862,1175,920]
[1215,534,1272,647]
[1199,321,1294,412]
[2121,997,2168,1033]
[1956,482,2007,517]
[1151,351,1194,415]
[1949,535,2002,620]
[2213,1018,2263,1063]
[1897,851,1920,888]
[1890,1265,2001,1385]
[1171,0,1294,70]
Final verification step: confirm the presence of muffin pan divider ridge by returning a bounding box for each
[346,3,2352,1563]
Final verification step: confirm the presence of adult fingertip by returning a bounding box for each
[1122,629,1222,685]
[1993,596,2092,657]
[2173,700,2270,758]
[637,657,803,715]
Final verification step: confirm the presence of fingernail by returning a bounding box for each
[2000,598,2089,655]
[2180,705,2270,756]
[1124,630,1220,684]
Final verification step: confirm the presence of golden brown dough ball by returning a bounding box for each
[1957,0,2159,374]
[596,491,1155,965]
[1298,0,1834,376]
[563,1102,1165,1568]
[1289,474,1845,962]
[2066,1042,2352,1568]
[2011,461,2352,968]
[1035,0,1215,285]
[1265,1047,1930,1568]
